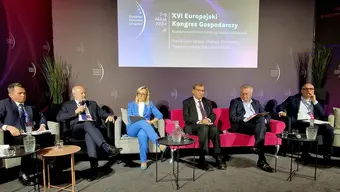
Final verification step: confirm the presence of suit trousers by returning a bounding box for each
[127,120,159,162]
[184,124,221,156]
[229,116,268,160]
[292,120,334,155]
[72,122,107,159]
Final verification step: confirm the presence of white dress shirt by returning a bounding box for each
[76,100,93,121]
[297,97,317,120]
[138,102,145,117]
[242,100,255,122]
[193,97,211,124]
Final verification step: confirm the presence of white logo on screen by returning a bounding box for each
[6,33,15,49]
[334,64,340,79]
[128,1,146,39]
[256,88,264,98]
[171,88,178,100]
[205,90,208,98]
[43,41,50,53]
[110,88,118,100]
[230,88,237,98]
[270,64,280,83]
[284,88,292,97]
[92,61,104,83]
[76,43,85,55]
[29,62,37,78]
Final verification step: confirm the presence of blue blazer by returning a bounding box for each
[0,98,46,130]
[127,101,163,126]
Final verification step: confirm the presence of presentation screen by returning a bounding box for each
[117,0,259,68]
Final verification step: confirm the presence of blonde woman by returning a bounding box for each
[127,86,167,169]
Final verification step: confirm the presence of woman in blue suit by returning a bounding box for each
[127,86,167,169]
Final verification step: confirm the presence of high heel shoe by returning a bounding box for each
[140,163,148,170]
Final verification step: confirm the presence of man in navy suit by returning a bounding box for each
[229,84,273,172]
[0,83,52,185]
[183,83,226,171]
[276,83,334,163]
[56,85,122,181]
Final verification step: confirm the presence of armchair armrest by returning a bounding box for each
[165,119,175,135]
[154,119,165,137]
[0,129,4,145]
[269,119,286,134]
[114,117,123,147]
[328,114,335,127]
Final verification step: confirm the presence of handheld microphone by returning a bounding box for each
[80,100,86,105]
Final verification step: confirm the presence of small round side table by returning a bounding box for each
[40,145,81,192]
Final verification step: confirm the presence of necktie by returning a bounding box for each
[78,103,88,121]
[198,100,207,119]
[18,104,27,131]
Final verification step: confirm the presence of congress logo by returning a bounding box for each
[110,88,118,100]
[270,64,281,83]
[6,33,15,49]
[256,88,264,98]
[230,88,237,98]
[92,61,105,83]
[76,43,85,55]
[284,88,292,97]
[127,1,146,39]
[43,41,50,53]
[29,62,37,78]
[171,88,178,100]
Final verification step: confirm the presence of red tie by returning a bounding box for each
[198,100,207,119]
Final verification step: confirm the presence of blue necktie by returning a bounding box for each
[198,101,207,119]
[18,104,27,131]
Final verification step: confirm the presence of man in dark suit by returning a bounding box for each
[56,85,122,181]
[276,83,334,163]
[0,83,53,185]
[183,83,226,170]
[229,84,273,172]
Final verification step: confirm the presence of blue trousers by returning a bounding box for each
[127,120,159,162]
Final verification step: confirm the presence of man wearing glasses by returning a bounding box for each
[277,83,334,164]
[182,83,226,171]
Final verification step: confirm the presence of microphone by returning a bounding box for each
[79,100,86,106]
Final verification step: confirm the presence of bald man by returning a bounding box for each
[57,85,122,181]
[276,83,334,164]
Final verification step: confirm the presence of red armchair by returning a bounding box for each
[165,108,286,161]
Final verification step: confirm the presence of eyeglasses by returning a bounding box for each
[138,93,147,96]
[195,89,205,92]
[302,88,314,90]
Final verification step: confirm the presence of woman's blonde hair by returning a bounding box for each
[135,86,150,105]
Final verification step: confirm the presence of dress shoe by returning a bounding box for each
[87,167,98,181]
[18,173,34,186]
[300,153,313,165]
[102,143,122,158]
[197,158,213,171]
[257,160,273,173]
[215,157,227,170]
[323,154,332,164]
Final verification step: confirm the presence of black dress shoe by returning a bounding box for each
[257,160,273,173]
[87,167,98,181]
[323,154,332,164]
[102,143,122,158]
[197,158,213,171]
[18,173,34,186]
[300,153,313,165]
[216,157,227,170]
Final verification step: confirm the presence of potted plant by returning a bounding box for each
[311,44,332,104]
[295,50,311,89]
[40,54,71,121]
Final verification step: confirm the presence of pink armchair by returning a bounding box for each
[165,108,286,161]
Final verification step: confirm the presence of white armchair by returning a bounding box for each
[329,107,340,147]
[114,108,165,155]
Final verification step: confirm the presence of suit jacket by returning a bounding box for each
[182,97,216,127]
[127,101,163,126]
[276,93,326,123]
[229,97,271,125]
[56,100,109,128]
[0,98,46,130]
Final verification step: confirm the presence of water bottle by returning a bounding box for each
[172,121,182,143]
[23,122,36,153]
[309,114,315,128]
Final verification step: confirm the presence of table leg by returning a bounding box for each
[71,154,76,192]
[275,138,278,172]
[314,140,318,180]
[42,158,46,192]
[176,147,180,190]
[156,144,158,182]
[192,146,195,181]
[47,159,50,188]
[288,142,294,182]
[35,153,40,192]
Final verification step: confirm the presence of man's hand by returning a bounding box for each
[146,120,152,124]
[37,124,46,132]
[279,111,287,117]
[310,93,317,103]
[7,126,21,136]
[105,115,114,123]
[201,118,212,125]
[75,105,85,114]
